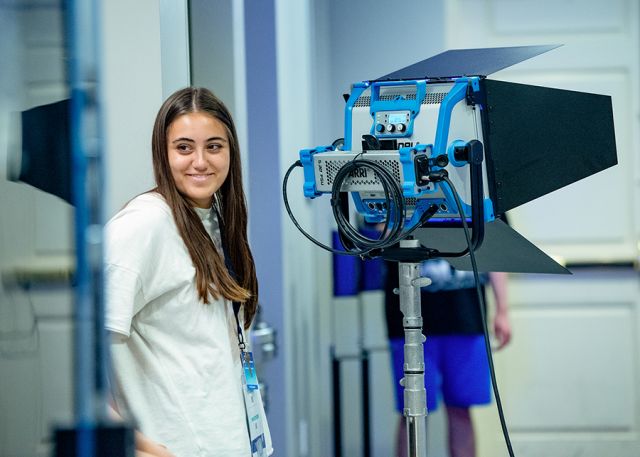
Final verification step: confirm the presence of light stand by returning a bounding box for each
[396,238,428,457]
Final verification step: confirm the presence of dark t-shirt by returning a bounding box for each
[384,260,486,338]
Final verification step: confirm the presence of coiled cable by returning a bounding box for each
[283,158,435,256]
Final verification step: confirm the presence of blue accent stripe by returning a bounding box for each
[433,78,469,156]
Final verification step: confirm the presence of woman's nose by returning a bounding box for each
[193,149,207,169]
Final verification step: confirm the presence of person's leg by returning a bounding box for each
[440,335,491,457]
[395,414,407,457]
[446,405,475,457]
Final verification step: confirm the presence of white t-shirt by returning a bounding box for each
[105,192,272,457]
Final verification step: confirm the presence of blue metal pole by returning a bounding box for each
[66,0,107,455]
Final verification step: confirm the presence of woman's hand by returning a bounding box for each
[135,443,177,457]
[136,450,176,457]
[108,402,176,457]
[135,431,177,457]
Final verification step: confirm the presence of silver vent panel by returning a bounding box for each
[353,91,447,108]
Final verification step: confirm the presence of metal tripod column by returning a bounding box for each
[398,238,429,457]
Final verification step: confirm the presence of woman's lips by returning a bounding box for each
[187,173,213,182]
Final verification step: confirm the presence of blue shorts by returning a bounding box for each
[390,335,491,412]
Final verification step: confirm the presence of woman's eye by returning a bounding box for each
[177,144,191,152]
[208,143,222,151]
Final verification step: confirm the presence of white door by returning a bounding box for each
[444,1,640,456]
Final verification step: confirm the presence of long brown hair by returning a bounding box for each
[151,87,258,328]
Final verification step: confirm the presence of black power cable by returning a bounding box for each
[283,161,363,256]
[440,175,516,457]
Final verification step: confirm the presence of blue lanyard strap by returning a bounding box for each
[214,206,246,351]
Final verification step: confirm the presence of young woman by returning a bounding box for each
[105,87,272,457]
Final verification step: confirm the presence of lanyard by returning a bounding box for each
[233,302,246,352]
[213,208,268,456]
[214,206,246,352]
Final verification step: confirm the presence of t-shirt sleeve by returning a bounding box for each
[104,198,177,337]
[104,264,145,336]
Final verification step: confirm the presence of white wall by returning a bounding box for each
[101,0,164,218]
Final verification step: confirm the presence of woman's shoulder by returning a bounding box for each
[123,191,171,215]
[105,191,177,242]
[109,192,172,224]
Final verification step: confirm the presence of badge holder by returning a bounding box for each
[235,305,268,457]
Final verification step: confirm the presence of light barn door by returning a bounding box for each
[444,1,640,456]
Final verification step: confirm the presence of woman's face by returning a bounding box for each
[167,112,231,208]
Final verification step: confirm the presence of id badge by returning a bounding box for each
[242,350,259,391]
[241,351,267,457]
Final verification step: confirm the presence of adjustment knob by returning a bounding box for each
[396,123,406,132]
[386,124,395,133]
[375,123,385,133]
